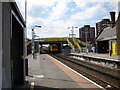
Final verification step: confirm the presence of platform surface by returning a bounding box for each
[27,54,102,89]
[71,52,119,61]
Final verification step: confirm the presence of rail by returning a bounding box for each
[50,54,120,89]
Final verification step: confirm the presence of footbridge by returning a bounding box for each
[27,37,91,53]
[34,37,90,52]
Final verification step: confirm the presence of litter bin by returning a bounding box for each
[33,53,37,59]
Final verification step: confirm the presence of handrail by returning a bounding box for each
[36,37,67,42]
[72,38,81,52]
[66,37,75,52]
[76,39,91,46]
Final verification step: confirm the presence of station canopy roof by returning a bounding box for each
[96,26,116,41]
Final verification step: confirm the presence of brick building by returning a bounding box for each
[79,25,95,43]
[96,19,111,36]
[96,12,117,55]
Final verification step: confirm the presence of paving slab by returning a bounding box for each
[27,54,81,88]
[26,54,102,89]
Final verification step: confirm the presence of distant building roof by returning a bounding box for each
[96,26,116,41]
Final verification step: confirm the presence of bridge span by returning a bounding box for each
[27,37,91,54]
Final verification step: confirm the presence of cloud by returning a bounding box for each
[28,5,49,18]
[72,0,88,8]
[16,0,119,39]
[27,15,82,38]
[49,0,70,20]
[106,2,119,20]
[70,3,107,21]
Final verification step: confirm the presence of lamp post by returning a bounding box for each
[34,35,40,54]
[32,25,41,59]
[68,26,77,38]
[68,26,78,52]
[85,28,88,54]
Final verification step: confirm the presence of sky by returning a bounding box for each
[15,0,120,39]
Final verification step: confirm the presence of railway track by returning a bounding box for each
[49,54,120,89]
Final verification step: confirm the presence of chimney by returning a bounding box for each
[110,12,116,27]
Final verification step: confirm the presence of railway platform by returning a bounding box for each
[26,54,103,89]
[71,52,119,61]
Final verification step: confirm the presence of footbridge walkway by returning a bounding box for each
[27,37,91,52]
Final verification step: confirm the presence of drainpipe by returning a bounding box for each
[109,40,112,56]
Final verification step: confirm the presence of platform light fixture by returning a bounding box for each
[68,26,78,38]
[32,25,41,59]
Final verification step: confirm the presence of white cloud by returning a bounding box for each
[72,0,88,9]
[29,0,57,7]
[102,16,109,19]
[27,16,70,38]
[16,0,119,39]
[107,2,119,20]
[49,0,70,20]
[70,3,107,20]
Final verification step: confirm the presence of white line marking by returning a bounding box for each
[33,75,44,78]
[49,55,105,89]
[72,53,119,62]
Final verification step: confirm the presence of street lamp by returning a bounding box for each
[34,35,40,54]
[68,26,78,52]
[68,26,77,38]
[85,28,88,54]
[32,25,41,59]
